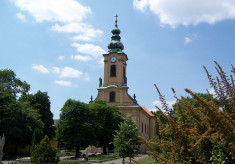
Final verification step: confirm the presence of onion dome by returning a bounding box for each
[108,16,124,53]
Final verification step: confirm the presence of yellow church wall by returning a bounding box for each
[96,86,134,106]
[118,106,154,140]
[103,52,128,87]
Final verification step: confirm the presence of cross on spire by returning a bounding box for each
[114,14,118,23]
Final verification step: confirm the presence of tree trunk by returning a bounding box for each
[103,145,107,154]
[122,157,125,164]
[75,145,80,158]
[14,143,18,156]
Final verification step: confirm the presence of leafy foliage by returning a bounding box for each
[32,128,44,151]
[56,99,97,157]
[141,62,235,163]
[89,100,123,154]
[210,139,234,163]
[0,69,43,155]
[151,111,168,137]
[0,69,30,98]
[19,91,55,138]
[31,135,58,163]
[113,116,140,162]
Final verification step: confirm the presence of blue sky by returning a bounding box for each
[1,0,235,119]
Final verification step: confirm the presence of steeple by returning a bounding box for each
[107,14,124,53]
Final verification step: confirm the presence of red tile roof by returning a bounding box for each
[141,106,155,117]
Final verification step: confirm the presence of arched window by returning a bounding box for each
[145,124,146,134]
[109,91,115,102]
[123,67,125,77]
[110,65,116,77]
[141,122,143,133]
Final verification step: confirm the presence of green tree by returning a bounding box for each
[0,69,43,155]
[113,116,140,164]
[0,102,43,155]
[19,91,55,138]
[89,100,123,154]
[31,135,58,163]
[32,128,44,151]
[0,69,30,98]
[56,99,97,157]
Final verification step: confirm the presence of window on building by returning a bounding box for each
[145,124,146,134]
[110,65,116,77]
[109,91,115,102]
[141,122,143,133]
[123,67,125,77]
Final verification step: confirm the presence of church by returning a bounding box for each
[95,17,155,152]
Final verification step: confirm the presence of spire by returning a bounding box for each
[107,14,124,53]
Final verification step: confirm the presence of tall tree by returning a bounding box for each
[0,69,43,155]
[19,91,55,138]
[89,100,123,154]
[113,116,140,164]
[0,69,30,98]
[56,99,97,157]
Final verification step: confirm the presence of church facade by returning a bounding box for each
[95,18,155,152]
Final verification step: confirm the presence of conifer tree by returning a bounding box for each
[31,128,44,151]
[31,135,58,163]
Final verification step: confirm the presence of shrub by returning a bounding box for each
[31,128,44,151]
[31,135,59,163]
[140,62,235,163]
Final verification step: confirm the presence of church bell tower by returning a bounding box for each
[95,16,156,150]
[96,15,136,106]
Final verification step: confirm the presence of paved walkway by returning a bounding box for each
[100,154,148,164]
[1,154,148,164]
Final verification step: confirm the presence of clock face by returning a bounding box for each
[111,56,116,63]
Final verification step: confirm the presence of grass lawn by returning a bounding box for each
[137,156,155,164]
[88,154,118,161]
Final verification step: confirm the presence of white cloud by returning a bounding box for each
[58,56,65,60]
[13,0,91,23]
[51,22,103,41]
[207,88,216,95]
[13,0,104,63]
[133,0,235,28]
[72,43,106,58]
[184,37,192,44]
[152,100,176,109]
[32,64,49,74]
[55,80,72,86]
[71,55,92,62]
[16,12,26,22]
[52,67,60,74]
[60,67,83,78]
